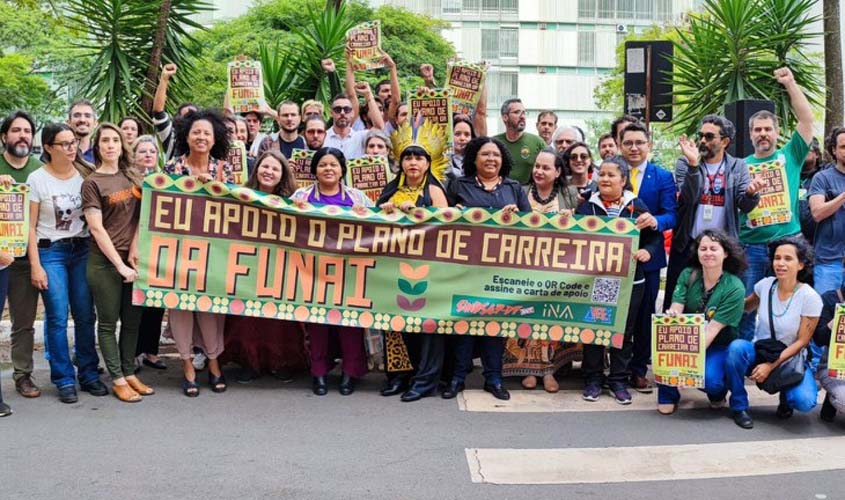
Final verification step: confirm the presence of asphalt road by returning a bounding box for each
[2,354,843,500]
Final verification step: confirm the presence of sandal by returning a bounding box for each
[209,372,227,393]
[182,378,199,397]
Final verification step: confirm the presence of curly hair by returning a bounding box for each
[686,229,748,276]
[560,141,595,176]
[174,109,230,161]
[768,236,814,285]
[246,150,296,197]
[462,136,513,179]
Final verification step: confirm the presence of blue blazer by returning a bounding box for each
[634,161,677,271]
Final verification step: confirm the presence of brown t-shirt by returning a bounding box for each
[81,171,141,254]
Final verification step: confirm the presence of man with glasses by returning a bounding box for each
[663,115,763,312]
[304,116,327,151]
[67,99,97,164]
[493,98,546,184]
[324,89,383,160]
[551,126,583,154]
[737,67,814,341]
[0,111,43,398]
[618,121,677,393]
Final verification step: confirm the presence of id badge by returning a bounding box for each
[703,204,714,221]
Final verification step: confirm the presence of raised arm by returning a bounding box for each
[344,47,360,122]
[355,82,384,130]
[385,52,401,126]
[775,67,813,144]
[473,82,488,137]
[153,63,177,114]
[420,64,437,88]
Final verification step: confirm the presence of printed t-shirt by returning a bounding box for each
[81,171,140,254]
[27,168,88,242]
[492,132,546,185]
[691,159,728,239]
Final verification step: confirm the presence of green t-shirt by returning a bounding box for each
[739,130,810,243]
[493,132,546,185]
[672,268,745,347]
[0,154,42,183]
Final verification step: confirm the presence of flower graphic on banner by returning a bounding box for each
[397,263,429,311]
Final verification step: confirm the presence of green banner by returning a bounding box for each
[651,314,706,388]
[133,175,640,346]
[0,184,29,258]
[829,304,845,380]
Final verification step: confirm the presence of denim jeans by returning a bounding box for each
[814,260,844,295]
[739,243,771,341]
[657,343,748,410]
[39,239,99,388]
[726,339,818,412]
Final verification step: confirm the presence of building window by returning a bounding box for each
[656,0,673,20]
[482,0,499,13]
[578,31,596,66]
[597,0,614,18]
[443,0,461,13]
[501,0,518,13]
[463,0,480,13]
[635,0,652,19]
[482,27,519,59]
[488,71,518,105]
[578,0,596,18]
[617,0,636,18]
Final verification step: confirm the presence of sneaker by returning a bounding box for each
[0,401,12,417]
[629,374,653,393]
[582,383,602,402]
[236,367,258,384]
[192,351,208,371]
[608,383,632,405]
[80,380,109,397]
[58,386,79,404]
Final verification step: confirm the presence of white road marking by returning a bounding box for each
[466,436,845,484]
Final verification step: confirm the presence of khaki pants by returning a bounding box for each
[8,258,39,382]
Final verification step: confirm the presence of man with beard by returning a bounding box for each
[257,101,306,159]
[663,114,763,312]
[324,91,382,159]
[493,98,545,184]
[67,99,97,164]
[536,111,557,145]
[303,116,327,151]
[0,111,43,398]
[808,127,845,293]
[735,67,814,341]
[598,133,617,160]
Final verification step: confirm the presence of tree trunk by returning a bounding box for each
[141,0,173,116]
[823,0,843,143]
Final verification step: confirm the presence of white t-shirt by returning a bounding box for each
[753,277,822,346]
[27,168,88,242]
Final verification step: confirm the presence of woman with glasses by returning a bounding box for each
[162,109,233,397]
[26,123,102,404]
[561,141,597,200]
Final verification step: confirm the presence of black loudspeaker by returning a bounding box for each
[724,99,775,159]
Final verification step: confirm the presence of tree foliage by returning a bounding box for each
[188,0,456,111]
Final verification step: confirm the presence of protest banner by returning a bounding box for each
[345,155,391,203]
[829,304,845,380]
[445,61,487,116]
[408,88,453,151]
[134,174,640,345]
[0,184,29,258]
[746,159,791,228]
[346,20,385,71]
[227,141,248,185]
[227,58,265,113]
[651,314,706,388]
[290,148,316,189]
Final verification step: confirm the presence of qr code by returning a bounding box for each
[591,278,621,304]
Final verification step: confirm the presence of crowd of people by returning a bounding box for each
[0,48,843,431]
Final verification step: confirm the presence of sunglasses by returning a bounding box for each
[697,132,724,141]
[570,153,590,161]
[332,106,353,114]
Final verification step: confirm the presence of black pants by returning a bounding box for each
[582,282,644,385]
[386,332,446,394]
[135,307,165,356]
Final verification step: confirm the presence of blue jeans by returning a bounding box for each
[657,343,749,410]
[726,339,818,412]
[452,336,505,385]
[739,243,770,341]
[814,260,843,295]
[39,239,99,389]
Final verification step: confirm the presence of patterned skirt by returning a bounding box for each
[502,339,582,377]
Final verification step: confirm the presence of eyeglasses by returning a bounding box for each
[71,112,94,119]
[697,132,724,141]
[570,153,590,161]
[51,140,78,151]
[621,140,648,149]
[332,106,353,114]
[555,139,575,146]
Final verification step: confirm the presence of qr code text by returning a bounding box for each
[591,278,621,304]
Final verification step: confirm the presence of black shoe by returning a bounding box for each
[272,369,295,383]
[821,394,837,422]
[380,377,408,397]
[441,381,464,399]
[400,388,432,402]
[733,410,754,429]
[142,357,168,370]
[80,380,109,397]
[236,367,258,384]
[339,374,355,396]
[312,376,327,396]
[0,401,12,417]
[776,403,793,419]
[58,386,79,404]
[483,383,510,401]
